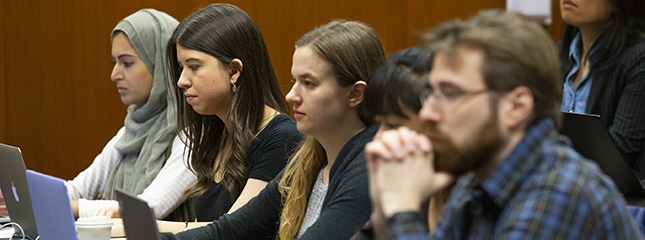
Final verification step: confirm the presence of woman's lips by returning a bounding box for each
[185,94,196,103]
[562,0,577,9]
[293,110,306,119]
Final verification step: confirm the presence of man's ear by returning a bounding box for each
[500,86,534,129]
[348,80,367,108]
[229,58,243,85]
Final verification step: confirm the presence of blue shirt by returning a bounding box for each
[382,118,643,240]
[561,33,594,113]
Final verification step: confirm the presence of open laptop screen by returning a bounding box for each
[560,112,645,197]
[0,143,38,237]
[116,190,161,240]
[25,170,78,240]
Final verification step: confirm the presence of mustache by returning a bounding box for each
[425,122,450,142]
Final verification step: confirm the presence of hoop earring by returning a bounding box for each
[232,83,237,93]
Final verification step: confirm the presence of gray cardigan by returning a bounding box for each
[161,124,378,240]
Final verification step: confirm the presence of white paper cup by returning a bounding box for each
[75,216,113,240]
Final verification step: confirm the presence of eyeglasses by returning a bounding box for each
[419,83,490,108]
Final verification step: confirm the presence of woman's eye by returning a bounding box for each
[123,62,134,68]
[303,81,315,87]
[188,65,199,71]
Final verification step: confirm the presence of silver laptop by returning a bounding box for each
[116,190,161,240]
[26,169,78,240]
[0,143,38,238]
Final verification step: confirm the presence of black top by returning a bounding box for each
[194,114,303,221]
[560,38,645,173]
[161,124,378,240]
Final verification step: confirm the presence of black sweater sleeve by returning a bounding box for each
[296,151,371,239]
[160,125,377,240]
[161,172,284,240]
[295,125,377,239]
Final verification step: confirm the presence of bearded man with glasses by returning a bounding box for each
[366,9,643,240]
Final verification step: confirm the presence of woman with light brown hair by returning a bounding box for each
[158,19,386,240]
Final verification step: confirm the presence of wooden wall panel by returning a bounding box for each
[0,0,5,142]
[2,0,565,180]
[548,0,564,43]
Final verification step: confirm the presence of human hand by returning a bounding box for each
[0,190,5,207]
[366,127,453,218]
[93,204,121,218]
[367,158,386,238]
[0,190,7,217]
[110,218,126,237]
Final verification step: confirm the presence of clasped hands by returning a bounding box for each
[366,127,453,227]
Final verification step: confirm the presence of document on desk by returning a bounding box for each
[0,227,14,239]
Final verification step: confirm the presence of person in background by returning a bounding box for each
[0,191,6,218]
[157,19,386,240]
[559,0,645,173]
[156,3,303,232]
[66,9,196,221]
[352,46,451,240]
[367,9,642,239]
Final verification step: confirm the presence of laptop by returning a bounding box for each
[560,112,645,198]
[0,143,39,238]
[25,170,78,240]
[115,190,161,240]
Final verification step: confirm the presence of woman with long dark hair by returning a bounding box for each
[558,0,645,173]
[156,3,303,232]
[157,19,386,240]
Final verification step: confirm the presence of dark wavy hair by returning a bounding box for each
[364,47,433,119]
[558,0,645,73]
[166,3,288,200]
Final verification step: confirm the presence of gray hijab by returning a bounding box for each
[102,9,179,200]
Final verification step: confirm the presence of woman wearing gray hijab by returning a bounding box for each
[65,9,197,222]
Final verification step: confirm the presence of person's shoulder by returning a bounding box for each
[330,125,379,177]
[107,126,127,146]
[350,124,379,146]
[526,142,622,204]
[621,39,645,60]
[115,126,127,137]
[339,124,379,161]
[262,114,302,138]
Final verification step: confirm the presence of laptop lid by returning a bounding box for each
[25,170,78,240]
[115,190,160,240]
[0,143,38,237]
[560,112,645,197]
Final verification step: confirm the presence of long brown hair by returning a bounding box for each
[166,4,287,200]
[277,20,385,239]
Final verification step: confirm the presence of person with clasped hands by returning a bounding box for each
[366,9,643,239]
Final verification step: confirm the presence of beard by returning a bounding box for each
[428,106,505,178]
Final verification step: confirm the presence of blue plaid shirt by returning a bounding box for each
[382,118,643,240]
